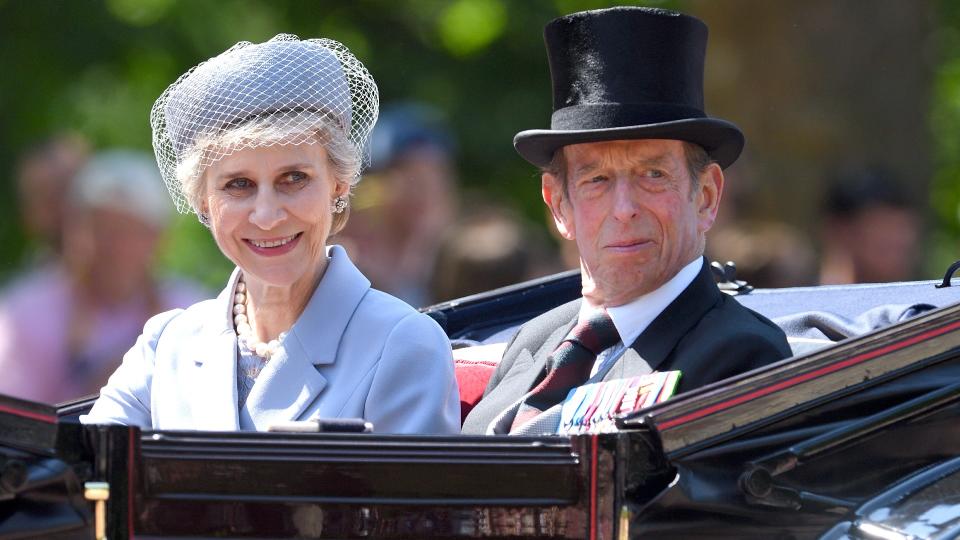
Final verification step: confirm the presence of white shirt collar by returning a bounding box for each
[580,257,703,347]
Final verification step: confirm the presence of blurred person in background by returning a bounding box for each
[0,150,206,403]
[430,205,563,302]
[13,133,90,263]
[707,222,818,288]
[819,167,922,284]
[337,102,458,307]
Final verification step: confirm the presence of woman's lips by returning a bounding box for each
[244,233,302,256]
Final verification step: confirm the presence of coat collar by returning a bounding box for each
[627,256,720,372]
[189,268,243,430]
[193,245,371,430]
[511,312,577,393]
[284,244,371,366]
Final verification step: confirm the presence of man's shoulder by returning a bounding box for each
[693,293,792,355]
[717,294,787,334]
[665,293,791,392]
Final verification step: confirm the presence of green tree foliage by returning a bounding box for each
[932,0,960,273]
[0,0,664,288]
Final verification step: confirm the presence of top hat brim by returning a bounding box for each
[513,117,744,170]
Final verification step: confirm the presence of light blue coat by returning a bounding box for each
[81,246,460,434]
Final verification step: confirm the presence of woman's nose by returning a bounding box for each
[249,191,286,229]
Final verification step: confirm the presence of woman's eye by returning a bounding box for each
[224,178,253,191]
[588,175,608,184]
[646,170,664,179]
[282,171,309,188]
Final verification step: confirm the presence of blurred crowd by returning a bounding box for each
[335,103,565,306]
[0,103,927,405]
[0,136,207,404]
[706,165,922,288]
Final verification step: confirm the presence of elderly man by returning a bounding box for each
[462,6,791,435]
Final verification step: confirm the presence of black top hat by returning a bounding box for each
[514,6,744,169]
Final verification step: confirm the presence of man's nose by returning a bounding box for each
[249,190,286,229]
[611,177,640,221]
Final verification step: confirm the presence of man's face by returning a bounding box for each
[542,139,723,307]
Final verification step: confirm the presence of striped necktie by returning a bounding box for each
[510,311,620,433]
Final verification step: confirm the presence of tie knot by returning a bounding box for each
[569,311,620,355]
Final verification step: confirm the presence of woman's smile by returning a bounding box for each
[203,142,340,290]
[244,232,302,256]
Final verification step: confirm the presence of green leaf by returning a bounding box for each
[438,0,507,57]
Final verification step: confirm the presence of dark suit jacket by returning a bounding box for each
[461,258,792,434]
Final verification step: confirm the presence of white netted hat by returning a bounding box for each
[150,34,379,214]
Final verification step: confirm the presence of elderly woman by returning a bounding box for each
[82,35,460,433]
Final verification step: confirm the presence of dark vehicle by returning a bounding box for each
[4,266,960,539]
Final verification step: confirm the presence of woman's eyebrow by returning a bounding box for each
[214,168,250,180]
[214,162,316,179]
[276,162,316,173]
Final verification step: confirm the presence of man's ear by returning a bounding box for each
[542,172,575,240]
[695,163,724,234]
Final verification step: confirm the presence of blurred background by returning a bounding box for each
[1,0,957,297]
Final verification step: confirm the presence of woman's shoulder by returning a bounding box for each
[355,289,444,335]
[360,288,423,316]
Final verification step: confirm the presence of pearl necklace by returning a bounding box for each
[233,279,287,360]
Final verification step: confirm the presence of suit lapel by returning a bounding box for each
[527,315,578,387]
[484,314,578,434]
[240,346,327,430]
[627,257,720,372]
[190,271,241,430]
[598,347,652,382]
[242,245,369,430]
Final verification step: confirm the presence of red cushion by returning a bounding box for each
[454,359,498,424]
[452,344,505,425]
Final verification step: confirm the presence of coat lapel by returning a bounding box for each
[481,313,578,434]
[599,347,652,382]
[242,245,370,431]
[239,346,327,430]
[190,270,241,431]
[528,315,579,389]
[626,257,720,372]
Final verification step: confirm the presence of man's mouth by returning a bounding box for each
[606,239,652,250]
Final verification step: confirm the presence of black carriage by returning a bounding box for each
[4,268,960,539]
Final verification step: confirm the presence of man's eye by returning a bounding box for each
[646,170,664,179]
[589,175,608,184]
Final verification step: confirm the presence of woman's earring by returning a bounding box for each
[197,212,211,227]
[332,195,348,214]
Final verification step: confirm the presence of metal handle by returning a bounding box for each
[936,259,960,288]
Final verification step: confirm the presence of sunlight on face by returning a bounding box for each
[544,139,718,306]
[201,143,344,292]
